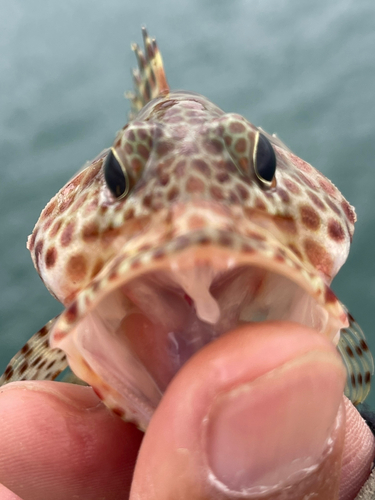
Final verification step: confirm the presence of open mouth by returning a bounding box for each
[51,230,347,429]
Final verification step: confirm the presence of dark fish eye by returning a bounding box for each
[253,132,277,185]
[103,148,130,199]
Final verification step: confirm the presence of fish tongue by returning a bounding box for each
[171,266,221,324]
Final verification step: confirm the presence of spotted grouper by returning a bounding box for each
[1,28,373,431]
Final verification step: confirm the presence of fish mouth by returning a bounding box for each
[51,228,347,429]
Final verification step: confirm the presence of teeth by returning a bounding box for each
[171,266,220,324]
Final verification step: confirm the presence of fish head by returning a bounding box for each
[26,89,355,429]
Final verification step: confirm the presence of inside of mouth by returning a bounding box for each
[73,263,329,423]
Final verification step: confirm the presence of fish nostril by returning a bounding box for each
[209,113,256,179]
[121,122,155,173]
[106,121,163,201]
[207,114,277,188]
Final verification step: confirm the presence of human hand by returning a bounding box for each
[0,322,374,500]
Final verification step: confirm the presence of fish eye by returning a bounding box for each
[253,132,277,186]
[103,148,130,199]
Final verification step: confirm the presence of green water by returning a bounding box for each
[1,0,375,405]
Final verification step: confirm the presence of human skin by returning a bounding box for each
[0,322,373,500]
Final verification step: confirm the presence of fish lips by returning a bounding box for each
[50,227,348,430]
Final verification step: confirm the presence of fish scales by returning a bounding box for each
[1,28,373,430]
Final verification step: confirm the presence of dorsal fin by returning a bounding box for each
[0,316,68,386]
[126,27,170,120]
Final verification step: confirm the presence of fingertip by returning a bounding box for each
[339,397,375,500]
[0,381,143,500]
[131,322,346,499]
[206,350,345,492]
[0,483,24,500]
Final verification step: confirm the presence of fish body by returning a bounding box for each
[1,29,373,430]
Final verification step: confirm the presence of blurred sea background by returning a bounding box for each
[1,0,375,405]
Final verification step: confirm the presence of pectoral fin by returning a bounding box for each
[337,306,374,405]
[0,316,68,386]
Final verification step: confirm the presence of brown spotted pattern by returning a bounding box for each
[28,91,355,305]
[0,317,67,386]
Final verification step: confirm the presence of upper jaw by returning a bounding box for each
[50,226,348,429]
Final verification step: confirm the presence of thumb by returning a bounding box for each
[131,322,346,499]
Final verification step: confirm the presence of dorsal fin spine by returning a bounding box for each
[126,28,170,120]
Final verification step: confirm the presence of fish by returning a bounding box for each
[1,28,373,431]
